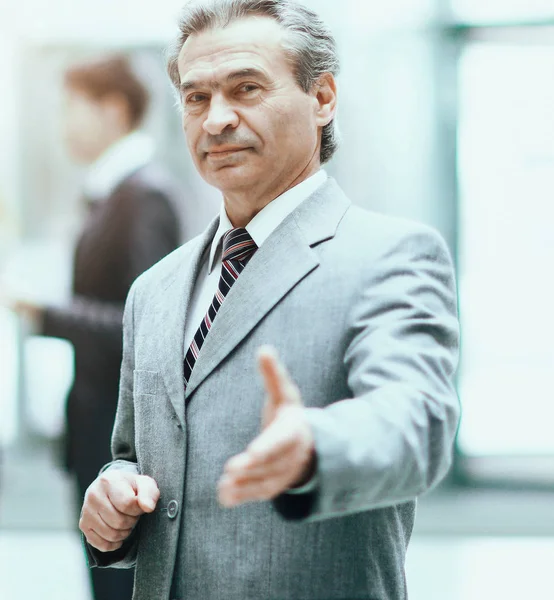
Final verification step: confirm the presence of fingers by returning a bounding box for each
[81,526,124,554]
[93,512,134,543]
[223,450,292,483]
[88,497,138,531]
[219,409,315,507]
[80,471,160,552]
[104,473,155,517]
[219,442,311,506]
[135,475,160,513]
[258,346,286,405]
[80,498,135,551]
[11,300,41,321]
[219,470,292,506]
[219,445,293,507]
[249,406,302,462]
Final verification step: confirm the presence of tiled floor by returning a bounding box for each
[0,531,93,600]
[2,531,554,600]
[3,443,554,599]
[406,536,554,599]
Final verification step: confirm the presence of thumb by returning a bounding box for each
[258,346,302,422]
[134,475,160,513]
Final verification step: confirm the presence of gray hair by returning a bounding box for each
[166,0,340,164]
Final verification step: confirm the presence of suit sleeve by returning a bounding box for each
[273,226,460,521]
[40,188,180,347]
[41,297,124,348]
[85,283,142,569]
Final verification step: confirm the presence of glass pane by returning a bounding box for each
[0,307,18,446]
[457,43,554,456]
[452,0,554,23]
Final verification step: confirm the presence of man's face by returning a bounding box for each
[62,87,113,164]
[177,17,321,196]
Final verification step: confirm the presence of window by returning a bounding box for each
[457,42,554,458]
[452,0,554,23]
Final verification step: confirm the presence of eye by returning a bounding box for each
[237,83,260,94]
[185,93,208,105]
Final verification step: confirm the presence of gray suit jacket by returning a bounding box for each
[88,178,460,600]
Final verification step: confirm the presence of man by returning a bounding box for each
[10,56,181,600]
[80,2,460,599]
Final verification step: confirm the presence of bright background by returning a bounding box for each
[2,1,554,599]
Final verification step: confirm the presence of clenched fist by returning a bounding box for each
[80,470,160,553]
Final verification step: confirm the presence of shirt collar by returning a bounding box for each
[208,169,327,273]
[84,130,156,201]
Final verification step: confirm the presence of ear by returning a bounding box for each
[313,72,337,128]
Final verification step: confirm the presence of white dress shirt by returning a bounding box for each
[184,169,327,495]
[183,169,327,351]
[83,130,155,201]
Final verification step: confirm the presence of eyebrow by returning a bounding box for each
[179,68,272,92]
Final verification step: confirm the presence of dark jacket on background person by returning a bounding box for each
[41,163,181,492]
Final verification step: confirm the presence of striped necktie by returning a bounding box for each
[183,228,257,389]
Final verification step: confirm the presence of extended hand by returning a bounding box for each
[14,300,42,321]
[2,296,43,322]
[218,346,316,507]
[80,470,160,552]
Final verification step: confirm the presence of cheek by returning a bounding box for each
[64,116,87,150]
[271,99,309,134]
[183,113,218,165]
[183,113,198,142]
[288,108,318,147]
[264,112,310,157]
[69,109,99,141]
[183,121,201,162]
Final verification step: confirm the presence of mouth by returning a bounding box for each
[205,147,249,159]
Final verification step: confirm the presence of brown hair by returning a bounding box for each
[65,56,150,129]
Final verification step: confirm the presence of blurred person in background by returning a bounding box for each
[79,2,460,599]
[7,55,181,600]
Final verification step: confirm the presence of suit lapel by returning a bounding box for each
[184,177,351,401]
[150,217,219,427]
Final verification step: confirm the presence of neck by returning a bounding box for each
[224,158,321,228]
[89,128,133,164]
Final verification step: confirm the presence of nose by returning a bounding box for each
[203,94,239,136]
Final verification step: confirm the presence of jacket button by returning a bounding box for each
[167,500,179,519]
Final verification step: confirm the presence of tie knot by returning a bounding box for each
[222,228,257,262]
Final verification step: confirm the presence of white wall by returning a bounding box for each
[0,0,451,446]
[0,34,21,239]
[0,0,450,235]
[0,0,190,239]
[0,0,186,45]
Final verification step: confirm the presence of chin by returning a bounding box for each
[66,142,94,164]
[69,150,92,165]
[204,164,258,192]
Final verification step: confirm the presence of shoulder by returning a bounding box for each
[111,163,181,212]
[336,204,452,266]
[127,220,213,303]
[121,163,179,195]
[135,235,199,286]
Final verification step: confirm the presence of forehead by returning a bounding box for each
[177,16,293,85]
